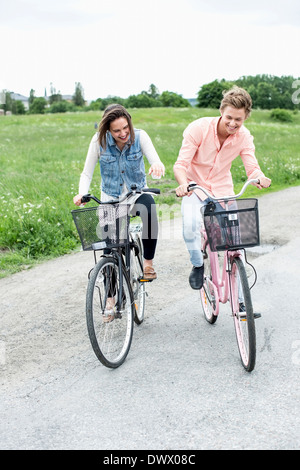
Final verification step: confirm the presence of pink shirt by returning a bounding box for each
[174,116,265,198]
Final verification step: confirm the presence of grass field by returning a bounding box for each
[0,107,299,277]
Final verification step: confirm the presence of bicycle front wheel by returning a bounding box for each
[86,256,134,368]
[229,257,256,372]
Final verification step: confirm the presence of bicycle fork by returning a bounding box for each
[113,251,126,316]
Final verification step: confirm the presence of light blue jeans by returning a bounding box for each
[181,193,205,267]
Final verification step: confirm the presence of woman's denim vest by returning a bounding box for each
[99,129,146,198]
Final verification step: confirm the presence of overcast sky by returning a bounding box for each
[1,0,300,100]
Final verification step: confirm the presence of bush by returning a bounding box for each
[47,100,76,113]
[126,93,160,108]
[270,108,293,122]
[29,97,47,114]
[88,96,126,111]
[12,100,26,115]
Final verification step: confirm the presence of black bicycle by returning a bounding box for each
[72,185,160,368]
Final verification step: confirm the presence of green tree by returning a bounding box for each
[234,74,300,110]
[47,100,69,113]
[147,83,160,99]
[48,93,62,105]
[126,93,156,108]
[73,82,85,107]
[255,82,280,109]
[12,100,25,114]
[88,98,106,111]
[48,83,62,104]
[89,96,126,111]
[29,89,35,105]
[159,91,190,107]
[197,79,232,108]
[29,97,47,114]
[0,90,13,113]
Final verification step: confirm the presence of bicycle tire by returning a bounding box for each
[130,235,146,325]
[86,256,134,368]
[200,246,219,324]
[229,257,256,372]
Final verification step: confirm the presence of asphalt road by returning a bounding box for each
[0,187,300,450]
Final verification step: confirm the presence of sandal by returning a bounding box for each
[103,299,115,323]
[143,266,157,280]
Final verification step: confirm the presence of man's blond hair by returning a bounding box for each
[220,86,252,118]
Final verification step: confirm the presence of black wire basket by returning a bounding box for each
[71,203,130,251]
[202,198,260,252]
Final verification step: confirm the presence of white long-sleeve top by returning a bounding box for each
[78,130,162,201]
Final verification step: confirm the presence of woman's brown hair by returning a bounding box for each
[98,104,135,149]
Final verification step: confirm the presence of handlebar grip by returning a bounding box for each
[81,194,91,203]
[187,181,197,192]
[143,188,161,195]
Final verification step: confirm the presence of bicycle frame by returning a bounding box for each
[81,185,160,313]
[76,185,160,368]
[189,178,259,316]
[103,226,143,312]
[201,227,241,316]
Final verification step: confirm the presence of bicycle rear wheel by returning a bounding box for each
[130,235,146,325]
[229,257,256,372]
[200,246,219,324]
[86,256,134,368]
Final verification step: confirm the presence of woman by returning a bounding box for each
[74,104,165,280]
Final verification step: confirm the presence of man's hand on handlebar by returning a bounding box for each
[175,183,192,198]
[175,176,272,201]
[251,176,271,190]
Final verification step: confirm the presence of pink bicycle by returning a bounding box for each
[188,179,261,372]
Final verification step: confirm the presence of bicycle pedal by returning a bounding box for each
[237,312,247,321]
[237,312,262,320]
[139,277,153,283]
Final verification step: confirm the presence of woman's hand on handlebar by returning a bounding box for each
[73,194,85,206]
[252,176,272,190]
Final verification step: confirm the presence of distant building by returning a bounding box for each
[61,95,73,103]
[10,93,29,110]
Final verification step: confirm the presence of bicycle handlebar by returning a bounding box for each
[187,179,260,201]
[81,185,160,205]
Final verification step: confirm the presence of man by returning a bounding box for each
[174,86,271,289]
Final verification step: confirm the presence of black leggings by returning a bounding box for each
[131,193,158,260]
[104,194,158,297]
